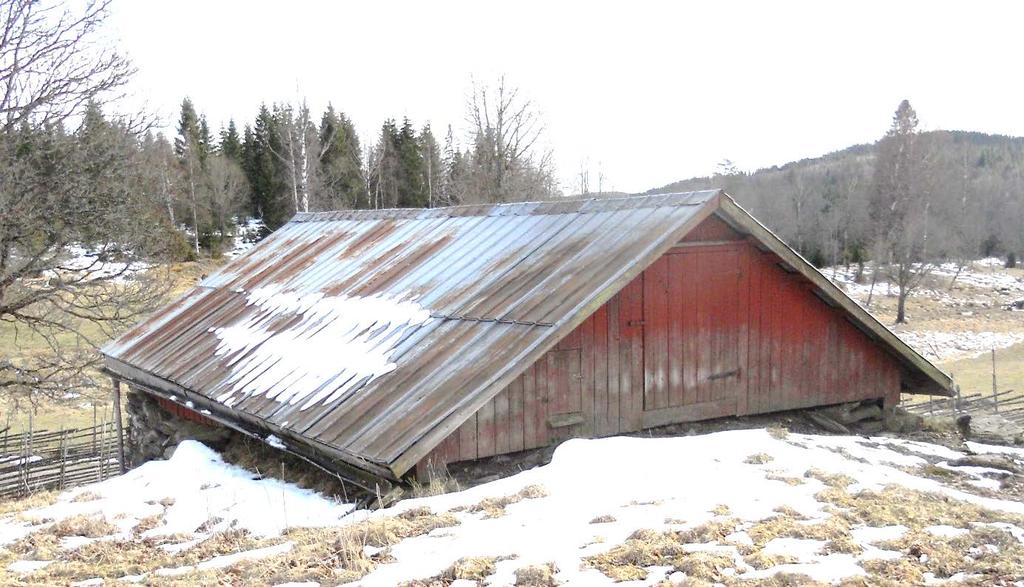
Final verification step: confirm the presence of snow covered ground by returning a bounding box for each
[2,432,1024,585]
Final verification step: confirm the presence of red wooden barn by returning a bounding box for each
[102,190,952,487]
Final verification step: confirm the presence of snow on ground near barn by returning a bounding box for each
[3,431,1024,585]
[828,258,1024,362]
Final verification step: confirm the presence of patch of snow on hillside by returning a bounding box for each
[0,440,355,547]
[211,284,434,410]
[225,217,266,258]
[48,244,150,283]
[4,431,1024,585]
[353,430,1024,586]
[896,330,1024,362]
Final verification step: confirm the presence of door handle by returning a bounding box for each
[707,368,741,381]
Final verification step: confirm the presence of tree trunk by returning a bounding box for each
[896,286,908,324]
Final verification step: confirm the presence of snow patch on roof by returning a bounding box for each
[211,285,434,410]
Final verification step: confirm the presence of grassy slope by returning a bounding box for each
[1,260,223,433]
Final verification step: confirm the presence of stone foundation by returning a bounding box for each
[125,389,232,466]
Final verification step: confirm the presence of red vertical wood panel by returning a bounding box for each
[477,396,495,458]
[736,247,751,415]
[667,254,686,407]
[580,309,595,435]
[607,293,621,435]
[459,414,478,461]
[534,358,549,447]
[509,374,524,453]
[744,247,761,415]
[644,256,669,410]
[620,276,644,432]
[522,364,538,449]
[593,305,609,436]
[494,386,510,455]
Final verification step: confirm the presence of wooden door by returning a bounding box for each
[642,245,744,428]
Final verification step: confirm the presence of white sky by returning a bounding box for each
[108,0,1024,194]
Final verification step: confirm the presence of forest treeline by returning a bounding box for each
[161,79,558,255]
[649,128,1024,270]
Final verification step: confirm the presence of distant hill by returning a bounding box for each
[641,131,1024,266]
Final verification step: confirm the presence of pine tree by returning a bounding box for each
[219,119,242,163]
[419,124,442,207]
[244,104,288,228]
[318,105,363,209]
[368,119,400,209]
[396,117,426,207]
[175,97,206,254]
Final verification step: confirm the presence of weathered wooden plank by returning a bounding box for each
[459,414,478,461]
[477,396,495,458]
[667,253,685,408]
[580,309,594,435]
[607,292,621,435]
[508,375,524,453]
[493,386,510,456]
[736,248,750,416]
[641,398,735,429]
[523,364,539,450]
[593,305,609,436]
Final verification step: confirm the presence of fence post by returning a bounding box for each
[992,349,999,413]
[111,377,126,474]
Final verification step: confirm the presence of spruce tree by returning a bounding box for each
[245,104,288,228]
[419,124,442,207]
[396,117,427,208]
[219,119,243,163]
[318,105,363,209]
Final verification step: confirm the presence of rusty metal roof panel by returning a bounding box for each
[101,191,721,475]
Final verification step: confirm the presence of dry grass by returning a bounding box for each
[0,490,59,517]
[585,527,738,582]
[743,549,798,570]
[466,484,548,518]
[764,472,804,486]
[401,555,512,586]
[711,504,732,516]
[767,426,789,440]
[747,513,850,547]
[865,524,1024,582]
[49,514,117,539]
[69,491,101,503]
[819,535,863,555]
[676,518,739,544]
[590,514,616,524]
[7,507,459,586]
[817,484,1024,529]
[131,513,164,537]
[221,435,359,501]
[514,562,559,586]
[230,508,460,586]
[744,453,774,465]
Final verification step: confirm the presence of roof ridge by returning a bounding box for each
[289,190,722,223]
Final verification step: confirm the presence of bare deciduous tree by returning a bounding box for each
[0,0,172,407]
[460,76,557,203]
[0,0,134,130]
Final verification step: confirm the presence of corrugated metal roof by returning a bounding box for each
[103,191,722,476]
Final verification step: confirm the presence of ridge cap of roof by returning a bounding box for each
[288,189,723,223]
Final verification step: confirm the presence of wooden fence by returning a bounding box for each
[0,419,126,500]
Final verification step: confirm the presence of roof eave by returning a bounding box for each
[102,355,400,488]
